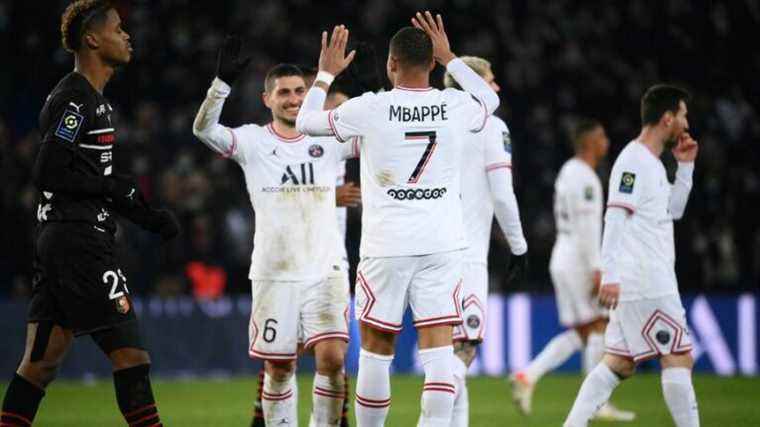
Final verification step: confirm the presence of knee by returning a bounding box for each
[603,354,636,379]
[18,359,61,388]
[316,351,345,376]
[110,348,151,371]
[454,342,478,367]
[266,361,296,382]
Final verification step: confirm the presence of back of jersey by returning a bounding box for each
[329,86,487,257]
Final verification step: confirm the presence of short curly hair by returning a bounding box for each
[60,0,113,53]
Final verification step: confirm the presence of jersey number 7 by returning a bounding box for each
[405,131,437,184]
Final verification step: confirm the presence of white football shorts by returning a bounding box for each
[453,262,489,342]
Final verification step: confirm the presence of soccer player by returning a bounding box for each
[296,12,500,426]
[193,37,359,426]
[563,85,699,427]
[1,2,178,426]
[510,119,634,421]
[441,56,528,427]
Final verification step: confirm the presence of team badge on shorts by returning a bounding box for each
[115,295,131,314]
[54,109,84,142]
[584,185,594,200]
[619,172,636,194]
[467,315,481,329]
[309,144,324,158]
[502,131,512,153]
[656,330,671,345]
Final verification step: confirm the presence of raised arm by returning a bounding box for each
[193,36,252,160]
[669,132,698,220]
[296,25,356,138]
[412,11,499,114]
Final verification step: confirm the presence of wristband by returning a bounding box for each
[315,71,335,86]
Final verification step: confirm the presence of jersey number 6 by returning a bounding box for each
[405,131,438,184]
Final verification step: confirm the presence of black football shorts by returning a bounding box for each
[28,222,139,341]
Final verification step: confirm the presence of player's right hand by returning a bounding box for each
[318,25,356,77]
[506,253,528,285]
[411,11,456,66]
[216,35,252,85]
[336,182,362,207]
[153,209,181,242]
[599,283,620,309]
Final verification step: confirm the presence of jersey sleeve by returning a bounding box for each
[327,93,373,142]
[41,90,93,148]
[444,58,499,132]
[192,78,251,165]
[483,119,512,171]
[574,176,603,270]
[338,136,361,160]
[606,154,644,213]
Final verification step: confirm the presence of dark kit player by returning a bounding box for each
[1,1,178,426]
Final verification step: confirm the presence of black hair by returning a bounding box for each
[641,84,691,126]
[389,27,433,68]
[61,0,113,53]
[264,64,304,92]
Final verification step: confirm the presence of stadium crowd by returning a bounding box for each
[2,0,758,299]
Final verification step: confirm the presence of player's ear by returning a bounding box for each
[83,32,100,50]
[261,91,271,108]
[428,59,436,72]
[662,111,674,128]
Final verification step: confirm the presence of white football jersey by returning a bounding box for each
[328,86,489,257]
[227,124,357,281]
[461,116,512,263]
[335,161,349,269]
[604,141,679,301]
[550,157,603,273]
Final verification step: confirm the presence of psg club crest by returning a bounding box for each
[467,315,480,329]
[309,144,324,158]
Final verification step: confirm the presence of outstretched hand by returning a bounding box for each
[411,11,455,66]
[216,35,252,85]
[318,25,356,77]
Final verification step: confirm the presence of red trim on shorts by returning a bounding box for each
[485,162,511,172]
[355,394,391,408]
[356,271,403,333]
[303,332,350,349]
[266,123,305,142]
[605,347,634,360]
[416,279,464,329]
[641,309,690,360]
[249,350,298,361]
[607,202,635,213]
[462,294,486,341]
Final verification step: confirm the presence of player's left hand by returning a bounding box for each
[506,253,528,285]
[672,132,698,162]
[216,35,252,85]
[336,182,362,207]
[411,11,456,66]
[599,283,620,309]
[318,25,356,77]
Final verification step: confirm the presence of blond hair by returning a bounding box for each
[443,56,492,89]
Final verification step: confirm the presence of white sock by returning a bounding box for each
[583,333,605,375]
[355,349,393,427]
[450,355,469,427]
[418,345,456,427]
[661,367,700,427]
[524,329,583,383]
[263,372,297,426]
[564,362,620,427]
[309,373,345,427]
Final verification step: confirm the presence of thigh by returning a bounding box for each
[301,272,350,350]
[248,280,299,361]
[615,296,693,363]
[355,257,414,334]
[454,262,488,343]
[21,322,73,367]
[409,250,463,329]
[33,224,137,337]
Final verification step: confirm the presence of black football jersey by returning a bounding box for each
[36,72,118,232]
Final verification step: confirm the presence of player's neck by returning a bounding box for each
[393,70,430,90]
[637,126,665,157]
[74,54,114,94]
[576,151,598,169]
[271,119,301,138]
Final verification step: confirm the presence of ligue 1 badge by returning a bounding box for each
[309,144,324,158]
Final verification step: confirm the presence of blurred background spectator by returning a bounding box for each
[2,0,758,300]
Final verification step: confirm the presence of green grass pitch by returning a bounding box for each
[2,374,758,426]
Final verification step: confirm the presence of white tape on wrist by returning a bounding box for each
[315,71,335,86]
